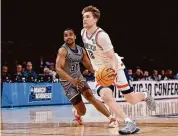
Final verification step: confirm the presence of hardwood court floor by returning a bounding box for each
[1,123,178,136]
[1,99,178,135]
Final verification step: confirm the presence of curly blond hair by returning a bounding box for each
[82,5,100,21]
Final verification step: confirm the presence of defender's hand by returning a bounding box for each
[70,78,84,89]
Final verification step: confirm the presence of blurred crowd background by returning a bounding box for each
[2,1,178,83]
[1,55,178,83]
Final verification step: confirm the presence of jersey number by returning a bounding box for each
[88,50,95,59]
[70,64,79,72]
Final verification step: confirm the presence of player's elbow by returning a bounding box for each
[55,66,63,74]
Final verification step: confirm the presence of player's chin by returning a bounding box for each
[66,41,73,45]
[83,24,88,28]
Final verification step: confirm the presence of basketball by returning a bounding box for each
[96,67,117,87]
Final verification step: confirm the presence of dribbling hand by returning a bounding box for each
[112,68,118,82]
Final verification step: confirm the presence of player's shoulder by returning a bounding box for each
[96,27,108,35]
[58,44,68,53]
[96,28,109,39]
[59,43,67,49]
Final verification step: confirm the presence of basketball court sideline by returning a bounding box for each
[1,99,178,135]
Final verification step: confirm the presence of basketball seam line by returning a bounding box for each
[98,69,116,82]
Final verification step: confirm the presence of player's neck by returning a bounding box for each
[67,43,76,49]
[86,25,98,35]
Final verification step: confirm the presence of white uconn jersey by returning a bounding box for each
[82,28,131,93]
[81,27,113,71]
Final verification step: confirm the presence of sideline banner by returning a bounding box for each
[2,83,70,107]
[2,81,178,107]
[29,85,52,102]
[82,80,178,103]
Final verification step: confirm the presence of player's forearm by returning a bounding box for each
[105,49,118,71]
[106,52,118,71]
[83,63,95,74]
[113,55,118,71]
[109,55,118,71]
[87,65,95,74]
[56,67,73,81]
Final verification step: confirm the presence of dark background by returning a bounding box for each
[1,0,178,73]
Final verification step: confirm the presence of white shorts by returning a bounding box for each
[115,68,134,94]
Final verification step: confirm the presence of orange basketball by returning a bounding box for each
[96,67,117,87]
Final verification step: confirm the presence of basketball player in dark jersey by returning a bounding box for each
[55,28,119,127]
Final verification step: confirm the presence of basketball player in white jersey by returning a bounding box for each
[81,5,156,135]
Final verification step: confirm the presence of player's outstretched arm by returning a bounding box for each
[81,48,95,74]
